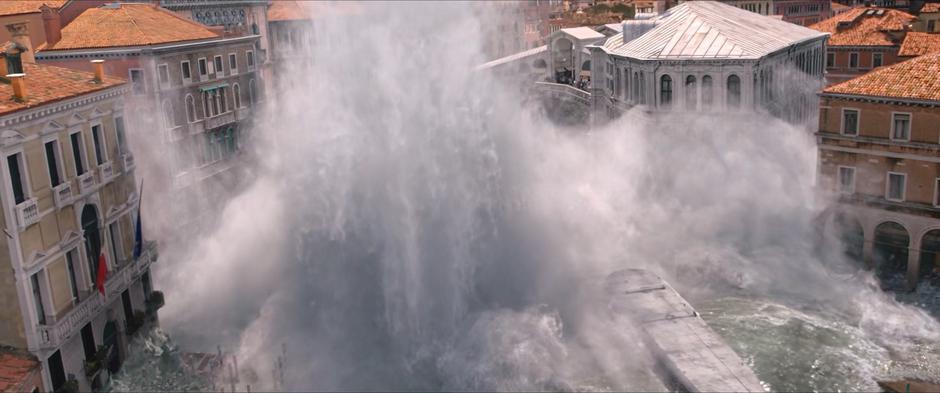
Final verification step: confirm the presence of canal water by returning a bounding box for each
[113,2,940,391]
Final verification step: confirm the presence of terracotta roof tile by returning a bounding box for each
[42,3,218,51]
[899,32,940,56]
[0,349,39,392]
[0,62,124,116]
[831,2,851,11]
[921,3,940,13]
[809,7,915,46]
[823,52,940,101]
[267,0,310,22]
[0,1,66,17]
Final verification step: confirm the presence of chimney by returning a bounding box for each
[5,22,34,63]
[8,73,27,102]
[91,59,105,83]
[40,5,61,48]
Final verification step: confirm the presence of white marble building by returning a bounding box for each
[588,1,828,125]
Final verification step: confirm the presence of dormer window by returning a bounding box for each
[6,53,22,74]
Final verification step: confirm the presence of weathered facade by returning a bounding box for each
[35,3,263,236]
[589,1,828,126]
[0,32,158,391]
[810,7,915,85]
[817,52,940,291]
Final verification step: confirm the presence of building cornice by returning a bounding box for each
[0,85,128,128]
[35,35,261,60]
[819,92,940,107]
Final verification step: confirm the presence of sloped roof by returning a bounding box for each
[0,1,66,17]
[921,3,940,13]
[0,62,124,116]
[560,26,606,41]
[823,52,940,102]
[899,32,940,56]
[41,3,219,51]
[603,1,827,60]
[267,0,310,22]
[809,8,915,46]
[0,349,40,392]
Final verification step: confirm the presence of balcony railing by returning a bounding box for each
[14,198,39,229]
[235,107,250,121]
[205,111,236,130]
[188,120,205,135]
[78,172,96,195]
[99,162,115,183]
[36,241,158,350]
[52,182,73,209]
[122,153,136,173]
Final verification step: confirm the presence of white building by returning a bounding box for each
[588,1,828,124]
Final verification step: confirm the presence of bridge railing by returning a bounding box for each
[533,82,591,106]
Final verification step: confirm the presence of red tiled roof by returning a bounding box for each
[0,350,40,392]
[831,2,851,11]
[267,0,310,22]
[823,52,940,101]
[809,8,915,46]
[41,3,218,51]
[0,1,66,17]
[0,62,124,116]
[899,32,940,56]
[921,2,940,13]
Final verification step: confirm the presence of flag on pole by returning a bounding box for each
[133,181,144,260]
[96,251,108,296]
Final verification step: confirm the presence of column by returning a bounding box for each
[862,229,875,269]
[905,238,921,292]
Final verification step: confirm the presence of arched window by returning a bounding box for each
[684,75,697,110]
[659,75,672,108]
[220,88,227,113]
[202,91,212,117]
[632,72,639,103]
[185,95,196,123]
[623,68,630,100]
[615,69,622,98]
[233,83,241,109]
[212,91,220,116]
[639,72,645,105]
[249,79,257,105]
[727,74,741,109]
[701,75,713,109]
[163,101,175,126]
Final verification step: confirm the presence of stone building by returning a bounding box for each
[817,51,940,291]
[912,2,940,32]
[35,3,263,236]
[810,7,916,85]
[0,24,157,392]
[773,0,833,25]
[588,1,828,125]
[266,0,314,91]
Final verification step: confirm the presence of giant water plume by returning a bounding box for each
[142,2,940,391]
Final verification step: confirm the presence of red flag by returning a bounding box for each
[96,252,108,296]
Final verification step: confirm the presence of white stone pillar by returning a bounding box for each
[906,237,922,291]
[863,228,875,269]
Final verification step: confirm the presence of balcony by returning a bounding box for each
[99,162,115,183]
[188,120,205,135]
[122,153,136,173]
[78,172,96,195]
[235,107,250,121]
[36,241,158,350]
[52,182,73,209]
[14,198,39,229]
[205,111,236,130]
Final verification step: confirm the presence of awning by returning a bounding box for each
[199,82,230,92]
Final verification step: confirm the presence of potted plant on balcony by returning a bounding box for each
[84,345,109,381]
[55,374,79,393]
